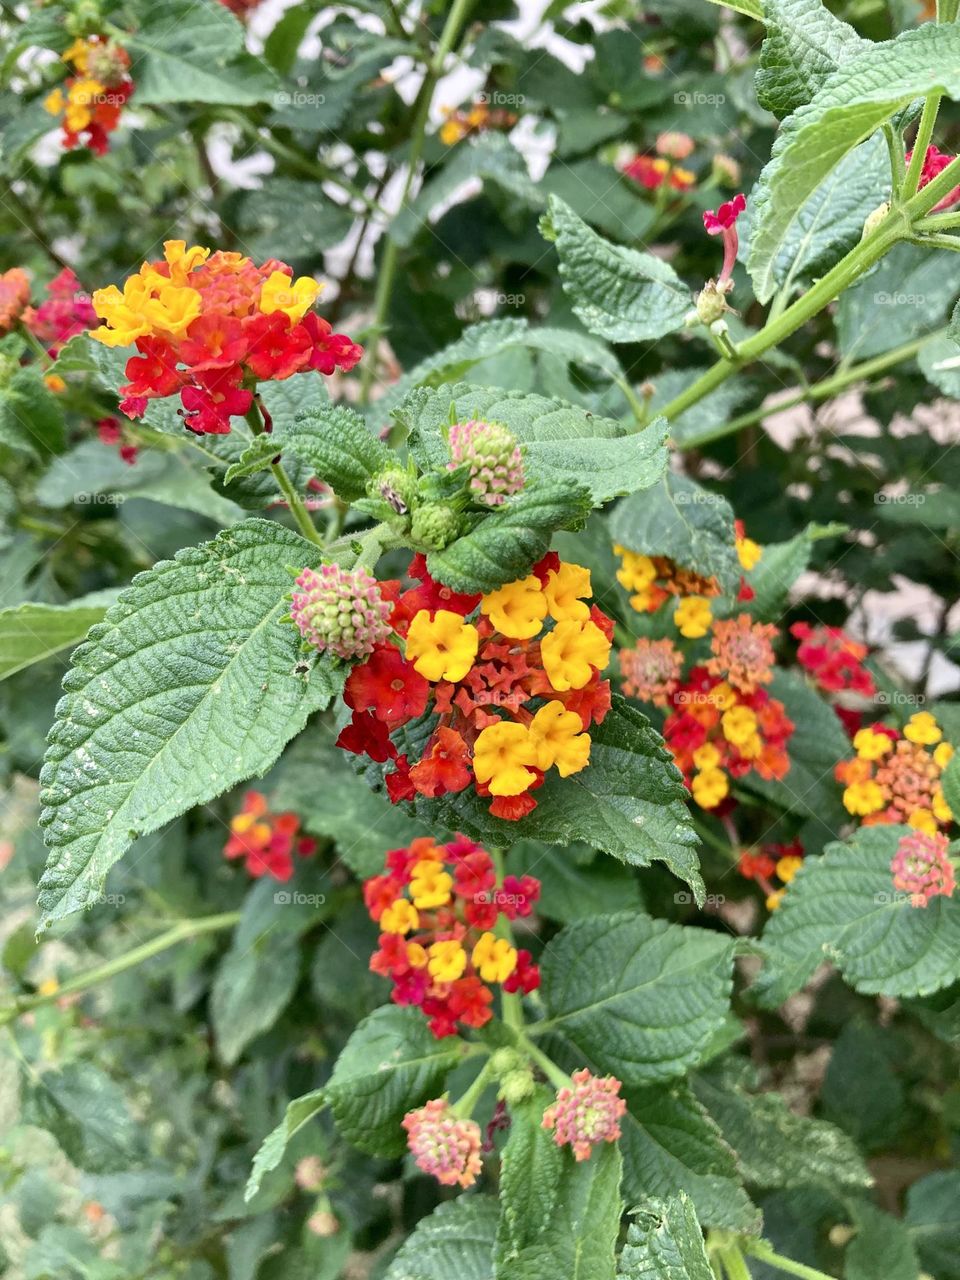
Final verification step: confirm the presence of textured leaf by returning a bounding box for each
[616,1193,713,1280]
[399,382,668,508]
[37,521,341,929]
[905,1171,960,1280]
[327,1006,464,1155]
[425,480,592,595]
[535,911,734,1085]
[495,1089,564,1269]
[225,403,391,501]
[753,824,960,1006]
[379,696,703,898]
[25,1063,141,1174]
[756,0,866,119]
[385,1196,498,1280]
[693,1062,872,1194]
[510,841,643,924]
[846,1203,920,1280]
[0,366,65,457]
[544,196,690,342]
[210,929,300,1065]
[941,750,960,821]
[609,473,741,595]
[837,243,960,361]
[746,524,845,620]
[245,1089,327,1202]
[748,24,960,301]
[619,1083,759,1232]
[0,593,118,681]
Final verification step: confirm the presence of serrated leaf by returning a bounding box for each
[425,480,592,594]
[0,593,119,681]
[620,1083,759,1232]
[385,1196,499,1280]
[535,911,734,1085]
[376,696,702,898]
[245,1090,327,1202]
[753,824,960,1006]
[756,0,866,119]
[327,1006,464,1155]
[37,521,342,929]
[746,523,845,620]
[609,473,741,595]
[942,751,960,820]
[616,1193,714,1280]
[748,24,960,302]
[0,367,65,457]
[544,196,690,343]
[837,243,960,361]
[24,1063,141,1174]
[495,1089,564,1269]
[225,403,391,501]
[398,382,668,508]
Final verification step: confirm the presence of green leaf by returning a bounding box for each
[753,824,960,1006]
[536,911,734,1085]
[746,524,845,620]
[0,367,65,457]
[619,1083,759,1232]
[327,1006,464,1155]
[495,1089,564,1269]
[25,1063,141,1174]
[0,593,119,682]
[837,243,960,361]
[225,403,391,501]
[917,332,960,396]
[756,0,866,119]
[692,1062,872,1195]
[237,179,354,262]
[905,1171,960,1280]
[941,750,960,820]
[385,1196,498,1280]
[398,382,668,508]
[425,480,592,595]
[127,0,280,104]
[748,24,960,302]
[616,1193,714,1280]
[37,521,342,929]
[543,196,691,342]
[245,1090,327,1202]
[609,473,741,595]
[381,696,703,899]
[846,1203,920,1280]
[509,841,643,924]
[701,0,762,17]
[210,928,300,1065]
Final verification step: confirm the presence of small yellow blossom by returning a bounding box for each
[907,807,938,835]
[692,742,721,770]
[853,728,893,761]
[540,619,611,691]
[766,889,785,911]
[543,563,592,622]
[472,721,538,796]
[614,547,656,592]
[932,787,953,824]
[776,856,803,884]
[842,779,886,816]
[427,940,467,983]
[674,596,713,639]
[381,898,419,935]
[481,575,547,639]
[406,942,428,968]
[691,768,729,808]
[529,700,591,776]
[406,609,479,682]
[904,712,942,746]
[736,534,763,572]
[934,741,954,770]
[721,705,757,747]
[409,859,454,910]
[471,932,517,983]
[259,270,322,321]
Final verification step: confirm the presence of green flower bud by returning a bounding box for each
[410,502,461,550]
[499,1067,535,1104]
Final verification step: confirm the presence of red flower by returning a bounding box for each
[703,193,746,234]
[180,365,253,435]
[122,336,184,403]
[343,643,429,727]
[178,313,250,370]
[223,790,315,881]
[409,727,472,797]
[243,311,313,380]
[336,710,396,763]
[385,755,417,803]
[301,312,364,374]
[503,950,540,994]
[500,874,540,919]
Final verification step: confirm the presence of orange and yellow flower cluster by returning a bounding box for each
[223,790,317,881]
[738,839,805,911]
[439,101,517,146]
[89,241,362,434]
[43,37,134,155]
[364,836,540,1038]
[835,713,953,835]
[622,131,696,192]
[336,553,613,820]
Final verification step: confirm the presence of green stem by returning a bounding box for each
[916,208,960,230]
[883,123,906,190]
[245,403,323,546]
[903,151,960,216]
[491,848,524,1031]
[743,1240,838,1280]
[359,0,476,402]
[0,912,241,1026]
[901,92,942,200]
[452,1052,498,1118]
[658,210,909,425]
[910,231,960,251]
[520,1035,571,1091]
[940,0,960,20]
[719,1246,753,1280]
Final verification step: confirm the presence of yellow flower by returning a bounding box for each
[614,547,656,592]
[38,977,60,997]
[691,768,728,808]
[64,77,104,132]
[481,575,547,639]
[162,240,210,284]
[934,741,954,770]
[766,889,785,911]
[737,733,763,760]
[89,280,153,347]
[472,721,538,796]
[842,779,886,816]
[543,563,591,622]
[44,374,66,394]
[427,940,467,983]
[904,712,941,746]
[43,87,65,116]
[259,270,322,321]
[62,37,90,71]
[933,787,953,824]
[439,118,464,145]
[692,742,721,770]
[721,705,757,747]
[529,700,591,776]
[736,534,763,571]
[471,932,517,983]
[381,898,419,935]
[409,859,454,910]
[674,596,713,639]
[405,609,479,682]
[853,728,893,761]
[142,284,202,338]
[540,619,611,691]
[709,682,736,712]
[776,855,803,884]
[907,807,938,835]
[406,941,428,968]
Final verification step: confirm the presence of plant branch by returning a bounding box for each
[901,92,942,200]
[245,402,323,545]
[743,1239,838,1280]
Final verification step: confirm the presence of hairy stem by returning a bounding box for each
[901,92,942,200]
[245,402,324,545]
[743,1239,839,1280]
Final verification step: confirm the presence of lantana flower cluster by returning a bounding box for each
[439,101,518,146]
[791,621,875,737]
[891,829,956,908]
[836,713,953,835]
[43,37,134,155]
[622,131,695,192]
[364,836,541,1038]
[325,553,612,821]
[223,790,317,881]
[23,267,97,357]
[0,268,31,334]
[738,839,805,911]
[89,241,362,435]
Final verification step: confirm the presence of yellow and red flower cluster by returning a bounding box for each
[364,836,541,1038]
[224,790,317,881]
[43,37,134,155]
[791,621,875,738]
[0,268,30,334]
[836,713,953,835]
[336,554,613,820]
[738,839,804,911]
[439,101,518,146]
[89,241,362,434]
[622,131,696,192]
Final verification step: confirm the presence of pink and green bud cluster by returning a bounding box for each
[290,564,391,661]
[402,1098,483,1187]
[448,418,524,507]
[541,1068,626,1161]
[891,830,956,907]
